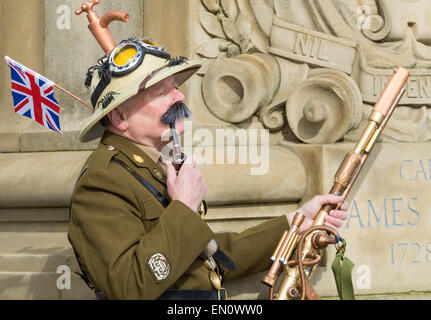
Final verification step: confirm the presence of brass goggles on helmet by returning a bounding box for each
[90,38,171,108]
[108,38,171,76]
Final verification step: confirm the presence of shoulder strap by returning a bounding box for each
[111,157,171,208]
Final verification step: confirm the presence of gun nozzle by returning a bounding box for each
[292,212,305,228]
[373,66,410,116]
[311,232,336,249]
[261,274,277,288]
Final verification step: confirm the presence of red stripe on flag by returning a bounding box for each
[14,98,30,113]
[44,86,54,95]
[26,72,44,125]
[11,83,32,96]
[41,96,60,114]
[45,113,61,134]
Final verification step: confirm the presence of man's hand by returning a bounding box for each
[285,194,348,234]
[166,157,207,212]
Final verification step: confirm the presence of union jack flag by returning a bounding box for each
[5,56,62,134]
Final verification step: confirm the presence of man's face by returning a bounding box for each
[123,76,186,146]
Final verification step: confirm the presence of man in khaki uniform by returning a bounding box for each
[68,38,348,300]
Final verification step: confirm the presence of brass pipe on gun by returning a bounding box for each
[262,67,410,300]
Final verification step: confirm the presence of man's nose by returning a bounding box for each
[174,88,185,103]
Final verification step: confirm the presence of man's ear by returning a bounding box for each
[107,108,128,131]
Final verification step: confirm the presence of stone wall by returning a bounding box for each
[0,0,431,300]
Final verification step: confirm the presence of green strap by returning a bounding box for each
[331,238,355,300]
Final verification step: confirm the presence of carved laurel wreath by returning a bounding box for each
[197,0,258,75]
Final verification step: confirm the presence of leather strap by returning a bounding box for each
[213,248,237,271]
[111,157,237,271]
[111,157,170,208]
[331,238,355,300]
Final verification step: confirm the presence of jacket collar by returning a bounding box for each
[101,131,166,183]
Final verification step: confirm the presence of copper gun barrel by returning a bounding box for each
[373,67,410,116]
[269,66,410,300]
[335,87,406,210]
[325,67,410,217]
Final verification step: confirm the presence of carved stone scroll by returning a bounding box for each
[196,0,431,142]
[202,53,280,123]
[285,68,363,144]
[359,0,392,42]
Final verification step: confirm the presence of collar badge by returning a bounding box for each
[133,154,144,163]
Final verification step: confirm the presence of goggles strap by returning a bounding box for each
[91,62,167,109]
[91,73,112,108]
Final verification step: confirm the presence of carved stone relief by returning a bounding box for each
[197,0,431,144]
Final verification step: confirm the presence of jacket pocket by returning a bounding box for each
[142,198,165,220]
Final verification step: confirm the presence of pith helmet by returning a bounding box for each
[79,37,201,142]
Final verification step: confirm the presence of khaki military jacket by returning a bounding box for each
[68,131,289,299]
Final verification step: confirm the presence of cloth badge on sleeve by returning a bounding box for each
[146,252,170,282]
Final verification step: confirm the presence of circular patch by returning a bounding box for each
[147,253,170,282]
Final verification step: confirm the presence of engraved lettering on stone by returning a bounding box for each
[344,197,421,230]
[364,74,431,104]
[293,34,330,62]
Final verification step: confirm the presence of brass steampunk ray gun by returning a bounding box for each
[262,67,410,300]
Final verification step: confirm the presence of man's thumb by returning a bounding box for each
[166,162,177,185]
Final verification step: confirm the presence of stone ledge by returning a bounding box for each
[0,133,20,153]
[0,253,74,272]
[0,146,305,208]
[0,204,297,223]
[206,203,297,222]
[20,130,99,152]
[0,271,95,300]
[0,229,70,255]
[0,151,91,208]
[18,122,284,153]
[0,271,61,299]
[0,208,69,222]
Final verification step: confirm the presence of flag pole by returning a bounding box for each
[5,56,94,112]
[53,84,94,112]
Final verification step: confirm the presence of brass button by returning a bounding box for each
[133,154,144,163]
[107,145,115,151]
